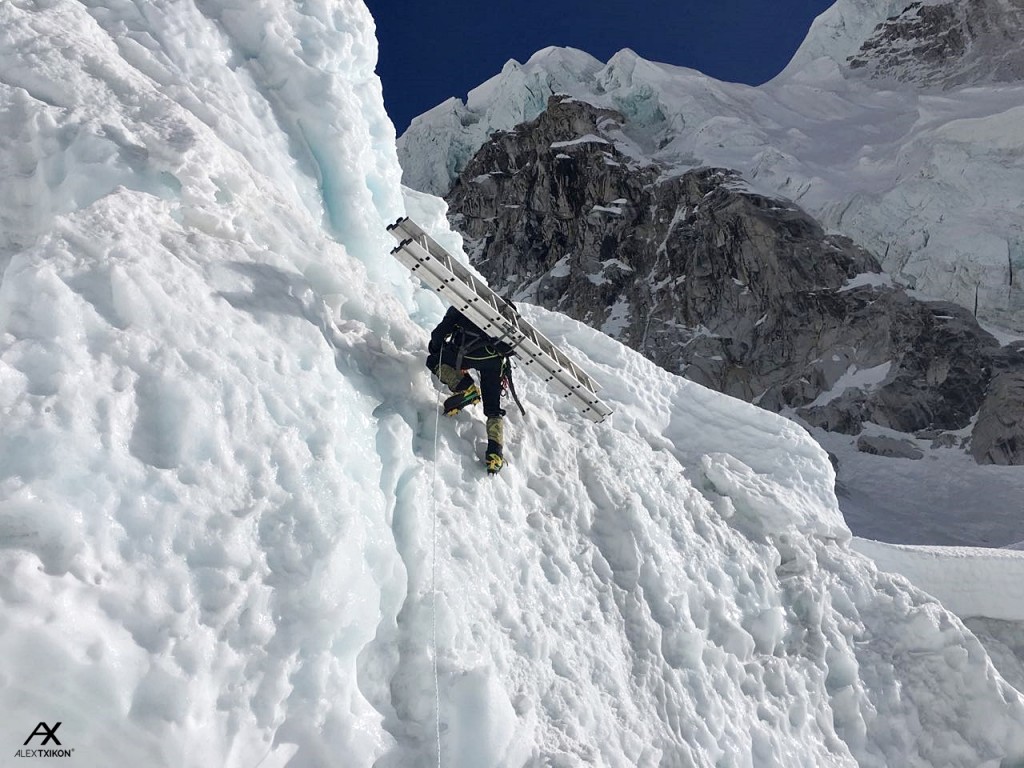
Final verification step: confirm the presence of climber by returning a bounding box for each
[426,306,514,474]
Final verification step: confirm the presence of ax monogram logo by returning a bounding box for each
[23,722,62,747]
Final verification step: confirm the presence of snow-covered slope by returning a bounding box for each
[853,538,1024,621]
[3,2,1024,766]
[786,0,1024,87]
[398,26,1024,331]
[779,0,917,77]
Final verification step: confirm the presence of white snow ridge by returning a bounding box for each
[1,2,1024,767]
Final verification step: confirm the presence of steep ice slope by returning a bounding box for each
[2,2,1024,766]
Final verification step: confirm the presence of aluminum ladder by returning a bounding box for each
[387,217,613,423]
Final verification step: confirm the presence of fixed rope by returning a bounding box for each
[430,381,443,768]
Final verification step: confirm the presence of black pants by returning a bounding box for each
[429,347,505,419]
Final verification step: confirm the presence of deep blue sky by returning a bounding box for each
[365,0,837,134]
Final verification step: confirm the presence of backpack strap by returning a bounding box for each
[453,326,500,369]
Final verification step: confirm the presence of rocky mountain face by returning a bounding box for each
[972,356,1024,463]
[399,41,1024,336]
[847,0,1024,87]
[445,96,1024,463]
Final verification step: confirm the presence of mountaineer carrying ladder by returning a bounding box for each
[387,216,613,473]
[426,306,517,474]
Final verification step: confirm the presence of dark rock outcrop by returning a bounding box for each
[445,96,1022,455]
[856,435,925,460]
[797,300,1000,435]
[971,372,1024,464]
[848,0,1024,87]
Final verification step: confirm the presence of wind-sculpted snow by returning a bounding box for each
[2,2,1024,766]
[0,0,404,280]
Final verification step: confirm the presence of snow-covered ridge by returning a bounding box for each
[778,0,924,78]
[396,46,606,204]
[398,37,1024,330]
[790,0,1024,87]
[2,1,1024,765]
[854,538,1024,621]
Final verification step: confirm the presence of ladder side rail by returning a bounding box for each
[509,313,592,385]
[465,272,503,316]
[398,239,478,306]
[516,338,594,399]
[393,219,448,267]
[431,266,527,352]
[561,357,593,393]
[403,239,602,397]
[397,236,525,349]
[399,240,524,349]
[388,217,424,243]
[392,218,451,264]
[393,222,559,367]
[451,260,512,321]
[522,345,605,408]
[548,376,609,423]
[393,235,587,391]
[394,218,481,289]
[401,264,514,349]
[393,219,523,332]
[390,243,433,275]
[393,241,482,314]
[466,306,608,421]
[397,219,482,284]
[517,322,601,393]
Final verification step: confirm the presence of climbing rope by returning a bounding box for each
[430,379,443,768]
